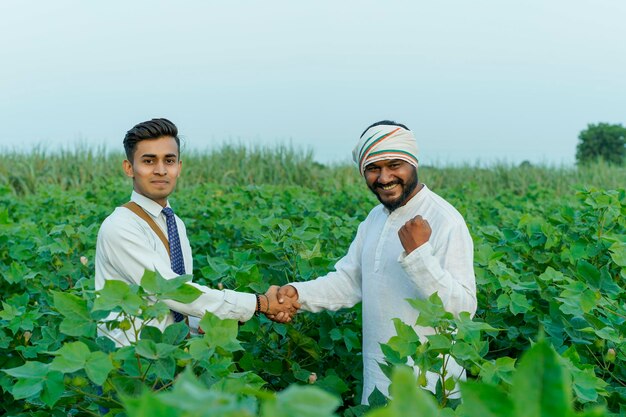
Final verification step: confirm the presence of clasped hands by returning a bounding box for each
[260,285,300,323]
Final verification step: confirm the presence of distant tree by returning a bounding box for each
[576,123,626,165]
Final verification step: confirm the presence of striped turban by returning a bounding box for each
[352,124,419,176]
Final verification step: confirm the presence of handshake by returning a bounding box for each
[258,285,300,323]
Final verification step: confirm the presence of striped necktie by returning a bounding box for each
[162,207,186,323]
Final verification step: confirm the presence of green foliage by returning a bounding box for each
[576,123,626,165]
[457,339,609,417]
[0,148,625,415]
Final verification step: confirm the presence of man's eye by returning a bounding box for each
[143,159,154,164]
[166,159,176,164]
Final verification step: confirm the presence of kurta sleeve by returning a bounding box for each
[290,221,366,312]
[398,222,477,316]
[97,216,256,322]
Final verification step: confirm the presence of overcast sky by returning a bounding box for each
[1,1,625,166]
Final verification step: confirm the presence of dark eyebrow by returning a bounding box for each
[139,153,178,158]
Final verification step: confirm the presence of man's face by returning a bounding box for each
[123,136,182,207]
[364,159,419,211]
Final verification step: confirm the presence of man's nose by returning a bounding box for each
[154,161,167,175]
[378,167,393,183]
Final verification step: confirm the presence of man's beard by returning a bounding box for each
[368,169,419,212]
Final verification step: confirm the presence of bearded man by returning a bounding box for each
[274,120,477,403]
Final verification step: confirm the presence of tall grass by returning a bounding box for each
[2,145,625,196]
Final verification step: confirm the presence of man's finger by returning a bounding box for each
[278,285,297,304]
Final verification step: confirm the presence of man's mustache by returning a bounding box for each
[374,180,402,189]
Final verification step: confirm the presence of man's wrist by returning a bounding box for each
[261,294,269,314]
[256,293,270,315]
[255,294,262,316]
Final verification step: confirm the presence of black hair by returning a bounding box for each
[360,120,410,138]
[123,118,180,161]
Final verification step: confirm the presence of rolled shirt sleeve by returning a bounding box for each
[95,205,256,345]
[290,222,366,312]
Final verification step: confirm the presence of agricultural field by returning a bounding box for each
[1,147,625,416]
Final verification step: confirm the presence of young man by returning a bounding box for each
[95,118,298,346]
[274,121,477,403]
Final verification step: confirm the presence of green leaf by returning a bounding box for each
[187,338,215,361]
[558,282,599,316]
[451,341,483,362]
[142,301,171,321]
[12,377,44,399]
[509,292,532,315]
[459,380,514,417]
[135,339,159,360]
[163,322,190,345]
[511,339,572,417]
[52,291,95,337]
[538,267,565,283]
[157,368,254,415]
[609,241,626,267]
[367,387,389,407]
[479,357,517,385]
[41,370,64,408]
[317,374,349,395]
[3,361,48,379]
[426,334,452,352]
[577,260,601,288]
[93,279,143,315]
[155,343,179,358]
[152,357,176,381]
[455,312,498,343]
[164,284,203,304]
[444,375,457,392]
[343,328,360,351]
[577,407,608,417]
[124,390,181,417]
[407,293,453,327]
[111,375,144,397]
[199,312,242,352]
[368,366,440,417]
[85,351,114,385]
[262,384,340,417]
[393,318,420,342]
[140,326,163,343]
[50,341,91,373]
[2,361,49,400]
[140,270,202,304]
[384,319,420,358]
[329,328,342,341]
[569,365,607,403]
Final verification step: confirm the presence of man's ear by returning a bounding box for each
[123,160,134,178]
[176,159,182,177]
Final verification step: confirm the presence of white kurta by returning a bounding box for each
[291,185,477,403]
[95,191,256,346]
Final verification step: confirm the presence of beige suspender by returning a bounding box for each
[122,202,170,256]
[121,202,194,330]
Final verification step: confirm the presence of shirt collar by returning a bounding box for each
[382,183,429,216]
[130,191,171,218]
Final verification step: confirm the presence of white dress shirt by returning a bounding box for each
[291,185,477,403]
[95,191,256,346]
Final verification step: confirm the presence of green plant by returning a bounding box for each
[1,147,625,415]
[576,123,626,165]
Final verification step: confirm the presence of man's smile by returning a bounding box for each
[378,183,399,191]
